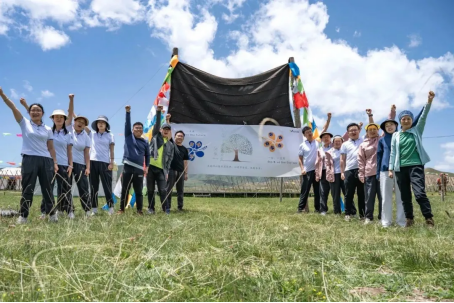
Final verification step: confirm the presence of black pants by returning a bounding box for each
[120,164,144,211]
[41,165,72,214]
[330,173,344,214]
[166,170,185,210]
[364,176,382,220]
[395,165,433,219]
[298,170,320,212]
[147,165,168,211]
[72,163,91,212]
[20,155,55,218]
[320,170,330,213]
[344,169,365,217]
[90,161,113,208]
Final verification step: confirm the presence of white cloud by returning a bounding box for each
[353,30,361,37]
[84,0,145,29]
[10,88,19,99]
[41,90,54,98]
[2,0,79,23]
[408,34,422,48]
[23,80,32,92]
[30,23,70,51]
[335,27,340,33]
[434,142,454,172]
[220,0,245,24]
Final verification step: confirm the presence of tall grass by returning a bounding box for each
[0,191,453,301]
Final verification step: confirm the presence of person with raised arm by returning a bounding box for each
[0,87,58,224]
[147,105,175,214]
[87,115,115,215]
[118,105,150,215]
[389,91,436,227]
[315,113,333,215]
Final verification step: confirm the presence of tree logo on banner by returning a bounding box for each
[221,134,253,162]
[188,141,207,161]
[263,132,284,152]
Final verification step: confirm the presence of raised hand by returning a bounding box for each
[20,98,27,107]
[69,94,74,100]
[428,91,435,103]
[358,122,363,128]
[157,105,163,111]
[166,113,171,122]
[366,109,372,116]
[125,105,131,112]
[327,113,332,119]
[391,104,396,111]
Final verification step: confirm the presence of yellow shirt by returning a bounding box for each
[149,137,168,169]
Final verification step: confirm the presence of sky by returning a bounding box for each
[0,0,453,172]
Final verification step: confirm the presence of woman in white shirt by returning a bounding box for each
[0,87,58,224]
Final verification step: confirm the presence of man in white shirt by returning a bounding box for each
[341,122,365,221]
[297,126,320,213]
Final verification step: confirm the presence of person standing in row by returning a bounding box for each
[0,87,58,224]
[165,114,190,211]
[20,97,74,219]
[315,128,333,215]
[71,104,92,217]
[390,91,436,227]
[118,105,150,215]
[340,121,366,221]
[147,105,174,214]
[297,113,331,213]
[88,115,115,215]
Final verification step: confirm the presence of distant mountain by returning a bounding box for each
[425,168,454,177]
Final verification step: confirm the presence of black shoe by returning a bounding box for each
[178,208,184,212]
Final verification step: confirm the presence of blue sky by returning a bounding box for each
[0,0,453,171]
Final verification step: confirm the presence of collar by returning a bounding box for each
[30,120,44,127]
[54,128,65,135]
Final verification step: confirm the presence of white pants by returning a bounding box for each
[380,171,406,227]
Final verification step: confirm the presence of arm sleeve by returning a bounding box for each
[145,139,150,165]
[85,134,92,148]
[340,143,347,155]
[125,112,132,137]
[67,133,74,146]
[110,133,115,145]
[152,109,162,138]
[298,144,304,157]
[412,106,424,128]
[183,148,190,160]
[376,139,383,176]
[389,133,396,171]
[415,103,431,135]
[357,145,365,179]
[48,128,53,141]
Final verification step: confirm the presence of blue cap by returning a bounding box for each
[398,110,414,122]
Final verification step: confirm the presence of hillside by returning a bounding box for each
[425,167,454,177]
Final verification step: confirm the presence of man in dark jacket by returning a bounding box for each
[147,105,174,214]
[119,105,150,214]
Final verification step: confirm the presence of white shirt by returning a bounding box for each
[298,139,318,172]
[53,129,74,166]
[340,137,364,171]
[90,131,115,163]
[19,118,53,158]
[331,148,342,174]
[72,127,91,165]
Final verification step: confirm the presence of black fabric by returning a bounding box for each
[319,170,330,213]
[298,170,320,212]
[169,63,294,127]
[344,169,365,217]
[90,160,114,208]
[72,163,91,212]
[147,165,167,211]
[166,170,185,210]
[330,173,343,214]
[40,165,72,214]
[170,145,189,172]
[120,164,144,211]
[364,176,382,220]
[395,165,433,219]
[20,155,56,218]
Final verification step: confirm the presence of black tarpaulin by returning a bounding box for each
[168,62,294,127]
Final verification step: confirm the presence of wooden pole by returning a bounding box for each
[279,177,284,202]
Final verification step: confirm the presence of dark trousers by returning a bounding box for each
[364,176,382,220]
[395,165,433,219]
[298,170,320,212]
[147,165,168,211]
[344,169,365,217]
[120,164,144,211]
[330,173,344,214]
[20,155,55,218]
[166,170,185,210]
[41,165,72,214]
[90,160,113,208]
[72,163,91,212]
[320,170,330,213]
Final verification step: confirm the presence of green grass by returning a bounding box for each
[0,191,453,302]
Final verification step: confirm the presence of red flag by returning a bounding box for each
[293,92,309,109]
[7,162,16,166]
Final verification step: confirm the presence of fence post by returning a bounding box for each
[279,177,284,202]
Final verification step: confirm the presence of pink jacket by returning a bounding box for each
[315,148,335,182]
[357,108,396,179]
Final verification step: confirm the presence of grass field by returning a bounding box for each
[0,191,453,302]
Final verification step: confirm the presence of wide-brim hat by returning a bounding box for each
[74,115,89,126]
[319,132,333,139]
[49,109,67,119]
[365,123,380,131]
[380,119,398,132]
[92,115,110,130]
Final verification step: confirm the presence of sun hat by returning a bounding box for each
[380,119,398,132]
[365,123,380,131]
[91,115,110,131]
[320,132,333,139]
[74,115,89,126]
[49,109,67,119]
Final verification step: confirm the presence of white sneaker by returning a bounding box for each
[320,212,327,216]
[108,207,114,215]
[344,215,351,222]
[49,214,58,223]
[364,218,372,225]
[91,208,98,215]
[85,211,91,217]
[16,216,28,224]
[39,213,46,220]
[68,212,75,219]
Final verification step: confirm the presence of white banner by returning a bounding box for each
[173,124,303,177]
